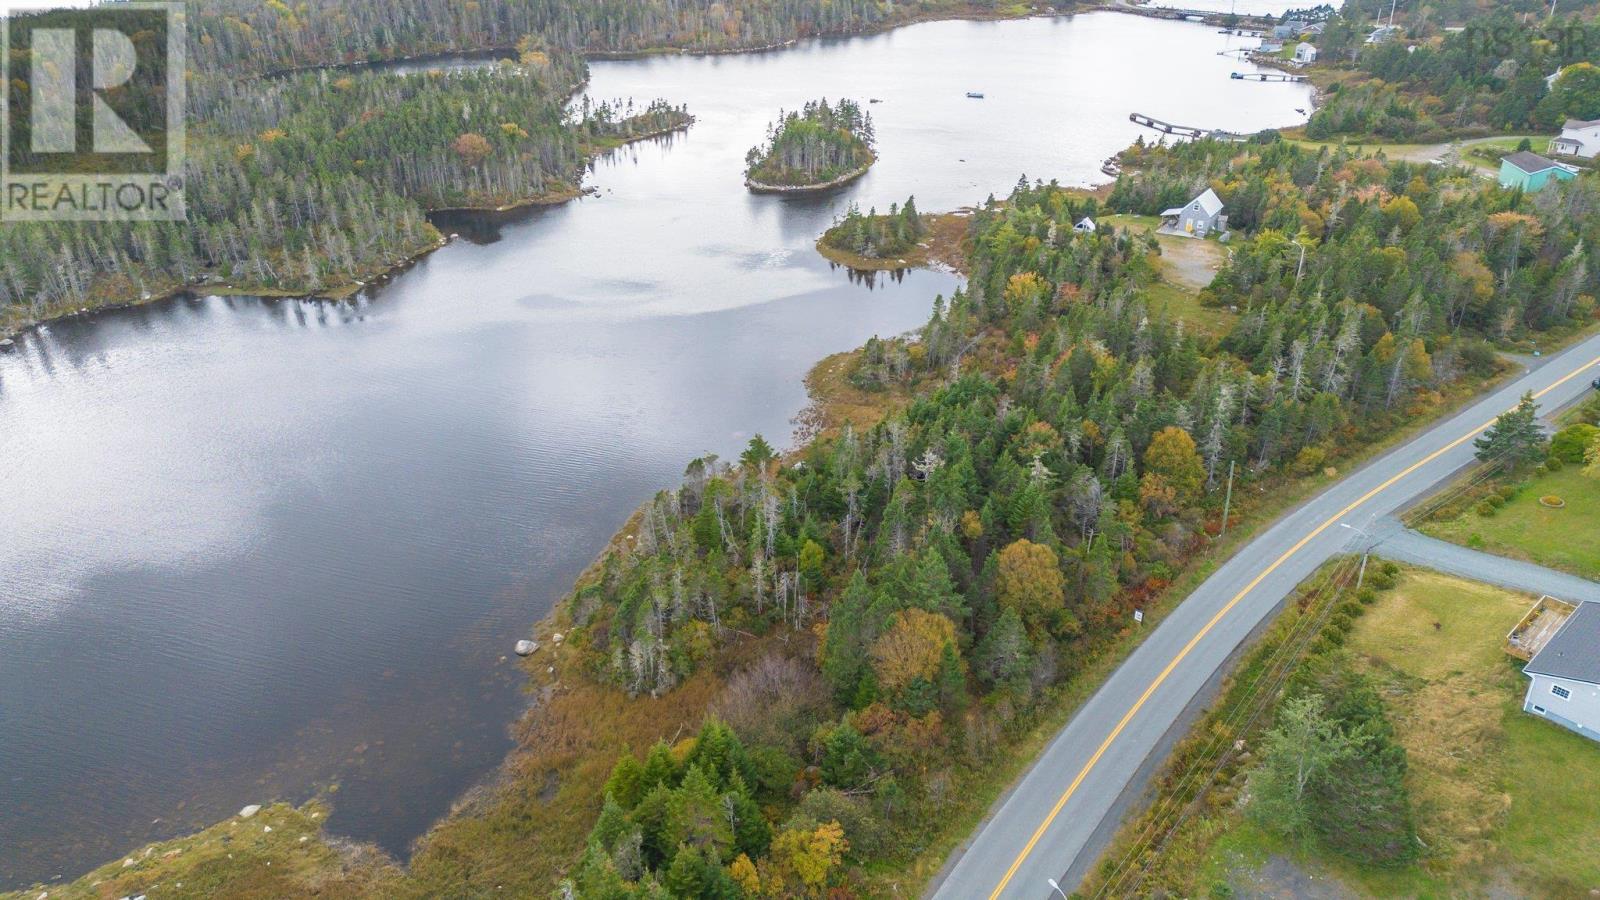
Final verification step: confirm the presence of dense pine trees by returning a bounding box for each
[1305,8,1600,139]
[0,17,695,327]
[821,197,927,260]
[745,99,875,188]
[558,141,1599,895]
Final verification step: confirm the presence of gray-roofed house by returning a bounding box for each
[1550,118,1600,159]
[1523,601,1600,744]
[1160,188,1227,238]
[1499,151,1578,193]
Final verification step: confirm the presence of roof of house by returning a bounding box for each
[1191,188,1224,216]
[1563,118,1600,131]
[1527,602,1600,685]
[1502,150,1563,174]
[1162,189,1224,218]
[1296,41,1318,52]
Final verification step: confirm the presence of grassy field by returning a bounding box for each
[1422,466,1600,580]
[1143,279,1237,338]
[1200,570,1600,897]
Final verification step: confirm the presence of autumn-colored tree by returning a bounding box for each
[869,609,956,692]
[729,853,761,895]
[766,821,848,897]
[1143,426,1205,501]
[1380,195,1420,232]
[451,132,492,167]
[799,539,825,586]
[1003,271,1050,314]
[995,539,1065,632]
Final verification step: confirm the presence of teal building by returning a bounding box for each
[1499,151,1578,193]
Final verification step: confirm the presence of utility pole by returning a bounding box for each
[1220,459,1236,538]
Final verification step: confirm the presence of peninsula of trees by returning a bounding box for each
[744,99,876,192]
[818,197,928,267]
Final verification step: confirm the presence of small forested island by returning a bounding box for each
[819,197,926,263]
[744,98,876,192]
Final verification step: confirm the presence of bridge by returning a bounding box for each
[1128,112,1247,142]
[1230,71,1308,82]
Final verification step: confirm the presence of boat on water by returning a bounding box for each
[966,91,985,99]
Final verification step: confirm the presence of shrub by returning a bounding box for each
[1357,588,1379,605]
[1293,445,1328,475]
[1476,499,1499,517]
[1551,423,1600,463]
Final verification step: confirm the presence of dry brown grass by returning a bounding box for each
[796,349,917,442]
[1347,571,1529,873]
[402,641,753,897]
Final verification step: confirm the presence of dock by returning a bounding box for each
[1230,71,1308,83]
[1128,112,1246,142]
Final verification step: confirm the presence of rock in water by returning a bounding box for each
[514,640,537,657]
[238,805,261,819]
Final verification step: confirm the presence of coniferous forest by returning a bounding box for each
[1304,6,1600,140]
[1,0,995,332]
[745,99,876,189]
[820,197,928,261]
[15,1,1600,897]
[548,139,1600,896]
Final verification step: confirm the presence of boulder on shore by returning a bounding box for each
[238,805,261,819]
[514,640,538,656]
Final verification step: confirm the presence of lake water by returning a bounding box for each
[0,12,1309,887]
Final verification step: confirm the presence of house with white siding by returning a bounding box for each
[1522,601,1600,745]
[1550,118,1600,159]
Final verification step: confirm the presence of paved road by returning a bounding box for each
[1374,525,1600,605]
[929,332,1600,900]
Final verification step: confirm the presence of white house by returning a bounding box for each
[1523,601,1600,745]
[1161,188,1227,238]
[1073,217,1096,234]
[1550,118,1600,159]
[1366,24,1400,44]
[1294,42,1319,64]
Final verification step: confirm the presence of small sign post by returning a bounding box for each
[1133,609,1144,625]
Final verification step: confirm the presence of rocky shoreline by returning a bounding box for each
[745,155,876,194]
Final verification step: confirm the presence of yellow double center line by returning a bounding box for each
[987,354,1600,899]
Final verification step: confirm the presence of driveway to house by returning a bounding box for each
[1368,525,1600,605]
[928,332,1600,900]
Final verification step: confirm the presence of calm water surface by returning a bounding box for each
[0,13,1309,886]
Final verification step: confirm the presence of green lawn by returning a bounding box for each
[1421,466,1600,580]
[1143,279,1236,338]
[1192,569,1600,897]
[1098,213,1160,232]
[1282,134,1546,172]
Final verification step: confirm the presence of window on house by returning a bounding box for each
[1552,684,1572,700]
